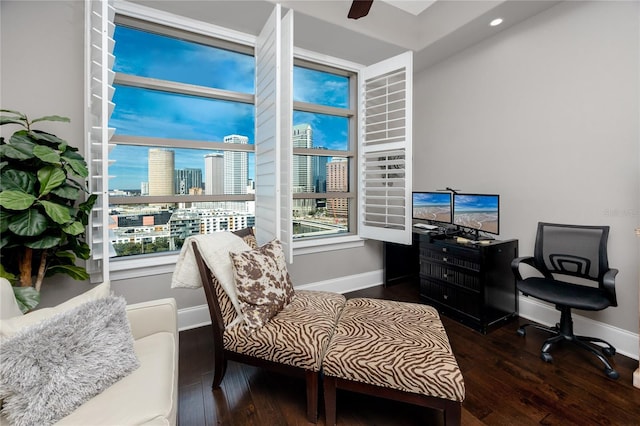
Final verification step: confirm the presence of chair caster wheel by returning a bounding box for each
[602,347,616,357]
[541,352,553,363]
[605,369,619,380]
[516,327,526,337]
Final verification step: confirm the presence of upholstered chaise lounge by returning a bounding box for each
[180,228,464,425]
[188,229,346,423]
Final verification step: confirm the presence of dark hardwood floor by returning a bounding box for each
[178,279,640,425]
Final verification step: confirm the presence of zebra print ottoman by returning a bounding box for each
[322,298,465,425]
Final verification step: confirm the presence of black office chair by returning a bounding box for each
[512,222,619,379]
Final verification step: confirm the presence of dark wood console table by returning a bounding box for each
[416,232,518,333]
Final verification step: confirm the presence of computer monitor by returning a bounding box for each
[453,193,499,236]
[412,192,452,223]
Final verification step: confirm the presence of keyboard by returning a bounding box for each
[413,223,438,230]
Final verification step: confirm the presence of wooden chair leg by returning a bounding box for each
[305,370,319,423]
[211,355,227,390]
[444,401,462,426]
[323,376,337,426]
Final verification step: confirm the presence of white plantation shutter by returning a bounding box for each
[254,5,294,262]
[358,52,413,245]
[85,0,116,283]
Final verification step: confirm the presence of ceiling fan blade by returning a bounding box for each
[348,0,373,20]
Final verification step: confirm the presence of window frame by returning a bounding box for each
[101,2,366,280]
[291,55,359,245]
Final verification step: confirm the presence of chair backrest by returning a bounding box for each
[192,228,258,332]
[534,222,610,282]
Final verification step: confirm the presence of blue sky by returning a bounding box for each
[109,25,349,190]
[454,194,499,212]
[413,192,451,207]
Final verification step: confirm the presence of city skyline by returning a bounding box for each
[109,23,350,190]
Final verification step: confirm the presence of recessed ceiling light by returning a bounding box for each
[490,18,503,27]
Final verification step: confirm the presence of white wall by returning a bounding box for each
[414,1,639,335]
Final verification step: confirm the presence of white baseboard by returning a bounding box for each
[519,296,639,361]
[177,269,384,331]
[177,271,640,362]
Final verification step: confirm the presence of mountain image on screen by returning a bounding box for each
[453,194,499,235]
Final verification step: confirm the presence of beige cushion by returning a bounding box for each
[231,239,295,330]
[224,290,346,371]
[0,281,110,338]
[211,232,259,328]
[55,331,177,425]
[322,298,465,403]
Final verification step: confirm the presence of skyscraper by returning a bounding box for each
[174,168,202,195]
[292,124,315,216]
[148,149,174,196]
[312,147,328,193]
[327,157,349,219]
[204,153,224,195]
[224,135,249,212]
[292,124,314,192]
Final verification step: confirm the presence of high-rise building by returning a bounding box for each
[148,149,174,196]
[327,157,349,219]
[224,135,249,212]
[312,147,328,193]
[292,124,315,216]
[174,168,202,195]
[292,124,314,192]
[204,153,224,195]
[141,182,149,196]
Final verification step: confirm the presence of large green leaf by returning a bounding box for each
[45,264,89,281]
[0,169,36,193]
[7,208,48,236]
[70,240,91,260]
[33,145,61,164]
[29,131,67,149]
[62,221,84,236]
[39,200,72,224]
[37,165,66,196]
[0,109,27,122]
[54,251,76,263]
[50,184,80,200]
[62,157,88,178]
[13,286,40,313]
[32,115,70,124]
[24,234,62,249]
[0,143,33,160]
[78,194,98,213]
[0,190,36,210]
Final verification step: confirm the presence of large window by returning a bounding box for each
[87,1,412,279]
[291,62,356,239]
[109,17,256,257]
[107,15,357,258]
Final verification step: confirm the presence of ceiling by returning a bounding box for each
[134,0,560,71]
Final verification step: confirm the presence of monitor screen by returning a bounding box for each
[453,193,499,235]
[412,192,452,223]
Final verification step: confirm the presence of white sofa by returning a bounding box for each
[0,279,179,425]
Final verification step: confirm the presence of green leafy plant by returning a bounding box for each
[0,109,97,312]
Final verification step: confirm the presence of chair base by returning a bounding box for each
[517,307,619,380]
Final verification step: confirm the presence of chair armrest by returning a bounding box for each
[603,268,618,306]
[126,298,178,341]
[511,256,537,281]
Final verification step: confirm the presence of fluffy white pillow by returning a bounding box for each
[0,281,111,338]
[0,295,139,426]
